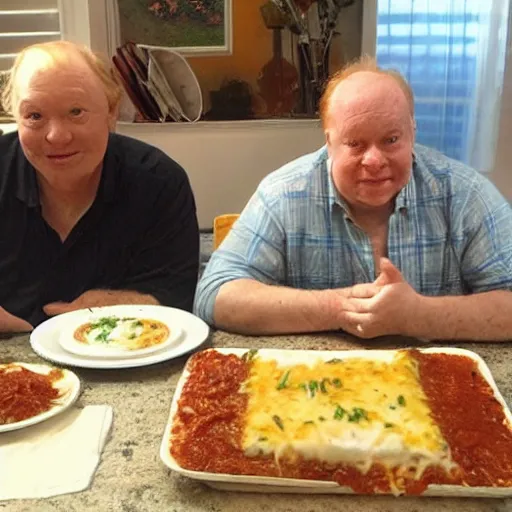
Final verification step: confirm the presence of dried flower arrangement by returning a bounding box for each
[262,0,358,115]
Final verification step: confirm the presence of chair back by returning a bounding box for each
[213,213,240,250]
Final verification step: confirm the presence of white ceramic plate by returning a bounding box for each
[0,362,80,433]
[160,347,512,498]
[58,311,182,359]
[30,305,209,369]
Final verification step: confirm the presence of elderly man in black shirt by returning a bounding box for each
[0,40,199,332]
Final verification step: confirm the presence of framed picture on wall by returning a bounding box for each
[114,0,233,56]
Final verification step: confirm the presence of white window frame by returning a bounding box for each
[361,0,377,56]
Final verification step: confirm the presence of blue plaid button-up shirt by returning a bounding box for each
[194,144,512,325]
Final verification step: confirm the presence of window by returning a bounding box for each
[371,0,510,171]
[0,0,61,72]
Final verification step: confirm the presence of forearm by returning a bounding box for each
[411,290,512,341]
[213,279,341,335]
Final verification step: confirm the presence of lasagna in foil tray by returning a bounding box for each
[164,348,512,496]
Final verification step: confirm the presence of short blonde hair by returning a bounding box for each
[319,55,415,129]
[1,40,122,116]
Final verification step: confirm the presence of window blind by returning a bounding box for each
[0,0,61,72]
[376,0,479,162]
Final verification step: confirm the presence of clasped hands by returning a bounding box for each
[333,258,422,339]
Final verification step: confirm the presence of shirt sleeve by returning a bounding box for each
[456,176,512,292]
[194,186,286,325]
[113,164,200,312]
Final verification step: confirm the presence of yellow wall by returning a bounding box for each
[186,0,273,105]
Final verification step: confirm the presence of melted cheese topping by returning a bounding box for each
[74,317,169,350]
[241,351,457,481]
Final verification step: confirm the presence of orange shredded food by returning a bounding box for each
[0,364,64,424]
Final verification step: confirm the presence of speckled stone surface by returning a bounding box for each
[1,331,511,512]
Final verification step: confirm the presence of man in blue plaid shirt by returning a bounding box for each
[195,57,512,341]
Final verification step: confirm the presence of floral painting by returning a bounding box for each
[117,0,230,53]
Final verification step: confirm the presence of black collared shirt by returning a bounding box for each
[0,131,199,326]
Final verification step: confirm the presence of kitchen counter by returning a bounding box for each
[2,330,511,512]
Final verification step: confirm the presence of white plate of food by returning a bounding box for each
[58,312,182,359]
[160,347,512,498]
[0,362,81,433]
[30,305,209,369]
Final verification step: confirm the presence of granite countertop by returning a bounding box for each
[1,331,511,512]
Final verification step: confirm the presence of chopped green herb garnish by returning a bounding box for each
[258,436,268,442]
[242,349,258,362]
[397,395,406,407]
[276,370,291,390]
[334,405,346,420]
[90,316,119,330]
[95,330,110,342]
[332,378,342,388]
[385,423,394,428]
[326,358,342,364]
[133,320,143,328]
[348,407,368,423]
[308,380,319,398]
[272,415,284,431]
[389,405,397,410]
[303,420,315,425]
[318,416,326,422]
[128,333,137,340]
[319,378,329,394]
[298,383,307,392]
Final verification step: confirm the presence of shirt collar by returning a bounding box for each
[394,150,417,213]
[326,156,350,214]
[97,133,118,204]
[14,135,39,207]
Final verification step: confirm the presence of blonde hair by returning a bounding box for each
[1,40,122,116]
[319,55,415,129]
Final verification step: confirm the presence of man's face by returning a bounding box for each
[14,55,115,190]
[325,73,414,215]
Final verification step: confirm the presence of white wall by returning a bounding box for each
[116,120,325,229]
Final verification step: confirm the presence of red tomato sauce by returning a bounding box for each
[170,350,512,494]
[0,365,63,424]
[413,351,512,488]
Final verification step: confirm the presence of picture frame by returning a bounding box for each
[113,0,233,56]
